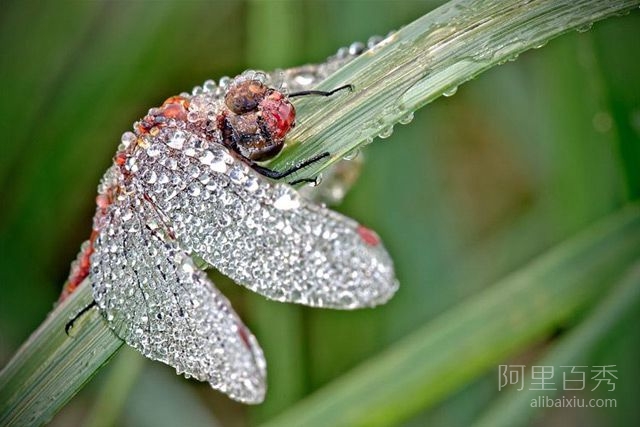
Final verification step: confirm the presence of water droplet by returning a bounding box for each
[244,176,259,192]
[254,71,268,84]
[336,47,349,59]
[202,79,217,93]
[218,76,232,88]
[342,148,360,161]
[187,111,200,123]
[442,86,458,97]
[293,72,316,87]
[348,41,365,55]
[273,186,301,210]
[398,112,414,125]
[228,165,247,184]
[167,131,186,150]
[121,131,136,148]
[378,126,394,139]
[188,183,201,197]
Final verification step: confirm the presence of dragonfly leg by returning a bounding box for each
[288,84,353,98]
[288,177,318,185]
[65,300,98,335]
[250,151,329,184]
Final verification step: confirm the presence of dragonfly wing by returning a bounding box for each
[135,127,398,309]
[90,192,266,404]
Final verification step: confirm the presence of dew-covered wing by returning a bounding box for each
[134,127,398,309]
[90,190,266,404]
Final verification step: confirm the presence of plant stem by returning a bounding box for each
[0,281,123,426]
[270,0,640,177]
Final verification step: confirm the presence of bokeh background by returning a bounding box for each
[1,1,639,426]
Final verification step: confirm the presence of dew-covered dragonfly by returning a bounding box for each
[61,37,398,404]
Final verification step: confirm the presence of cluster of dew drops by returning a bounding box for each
[124,34,417,200]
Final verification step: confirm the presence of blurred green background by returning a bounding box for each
[1,1,639,426]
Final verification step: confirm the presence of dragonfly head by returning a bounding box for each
[223,79,296,162]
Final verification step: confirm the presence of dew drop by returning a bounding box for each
[253,71,268,84]
[210,158,228,174]
[199,151,215,165]
[218,76,232,88]
[338,291,355,308]
[342,148,360,161]
[228,165,247,184]
[188,183,202,197]
[442,86,458,97]
[146,144,162,157]
[348,41,365,55]
[336,47,349,59]
[121,131,136,148]
[362,136,374,146]
[294,72,315,87]
[167,131,186,150]
[378,126,394,139]
[187,111,200,123]
[244,176,259,192]
[273,186,301,210]
[398,112,414,125]
[203,79,217,93]
[146,170,158,184]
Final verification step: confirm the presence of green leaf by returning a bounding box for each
[262,204,640,427]
[473,260,640,427]
[0,282,122,426]
[270,0,640,177]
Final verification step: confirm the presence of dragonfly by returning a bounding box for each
[61,37,398,404]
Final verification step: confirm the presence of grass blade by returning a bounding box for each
[262,204,640,427]
[0,282,122,426]
[473,260,640,427]
[270,0,640,176]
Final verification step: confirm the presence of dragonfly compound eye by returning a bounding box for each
[225,80,268,115]
[260,92,296,140]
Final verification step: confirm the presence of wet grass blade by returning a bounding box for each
[262,204,640,427]
[473,260,640,427]
[0,281,122,426]
[270,0,640,176]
